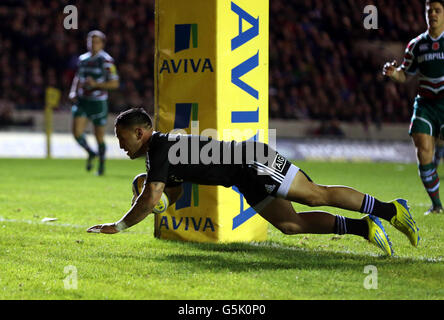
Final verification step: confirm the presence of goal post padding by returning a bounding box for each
[154,0,269,242]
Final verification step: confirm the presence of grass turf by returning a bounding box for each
[0,158,443,300]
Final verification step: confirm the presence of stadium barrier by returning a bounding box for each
[1,110,416,162]
[0,132,416,162]
[8,110,412,142]
[0,132,126,159]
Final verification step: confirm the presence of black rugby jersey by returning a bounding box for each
[145,131,276,188]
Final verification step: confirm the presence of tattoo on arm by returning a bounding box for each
[118,181,165,229]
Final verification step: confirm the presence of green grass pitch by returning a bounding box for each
[0,158,443,300]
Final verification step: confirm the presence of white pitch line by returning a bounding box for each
[0,216,152,235]
[1,216,443,262]
[0,216,87,229]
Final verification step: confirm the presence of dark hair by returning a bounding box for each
[115,108,153,128]
[427,0,444,7]
[87,30,106,42]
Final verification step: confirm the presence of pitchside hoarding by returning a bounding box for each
[154,0,269,242]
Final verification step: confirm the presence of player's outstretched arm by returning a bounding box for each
[382,60,407,83]
[87,181,165,234]
[85,77,119,90]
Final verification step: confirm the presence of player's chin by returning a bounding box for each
[125,150,136,159]
[129,152,141,160]
[129,150,144,159]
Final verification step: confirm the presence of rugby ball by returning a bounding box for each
[131,173,169,214]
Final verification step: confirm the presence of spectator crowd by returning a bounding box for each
[0,0,430,128]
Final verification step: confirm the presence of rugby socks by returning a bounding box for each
[97,142,106,175]
[98,142,106,160]
[359,194,396,222]
[334,215,369,239]
[419,163,442,208]
[75,134,95,156]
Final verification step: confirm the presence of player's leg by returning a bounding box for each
[72,115,97,171]
[257,197,392,256]
[93,125,106,176]
[286,170,396,222]
[412,133,440,206]
[72,100,97,170]
[284,168,419,247]
[412,133,442,215]
[257,197,334,235]
[410,99,442,215]
[72,115,88,139]
[243,155,393,254]
[90,100,109,176]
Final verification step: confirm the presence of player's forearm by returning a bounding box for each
[116,183,164,231]
[93,79,119,90]
[116,198,153,230]
[69,76,79,96]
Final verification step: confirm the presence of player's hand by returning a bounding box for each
[87,223,119,234]
[383,60,397,77]
[68,91,77,103]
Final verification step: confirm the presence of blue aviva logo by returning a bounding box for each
[174,103,198,129]
[160,23,213,74]
[175,24,198,53]
[174,103,200,211]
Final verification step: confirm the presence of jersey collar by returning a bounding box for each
[147,131,158,148]
[89,49,104,58]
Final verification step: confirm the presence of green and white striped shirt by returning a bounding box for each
[75,50,119,101]
[402,30,444,99]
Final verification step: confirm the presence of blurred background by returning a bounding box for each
[0,0,426,161]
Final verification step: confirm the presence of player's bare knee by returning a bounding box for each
[416,148,434,164]
[413,135,434,162]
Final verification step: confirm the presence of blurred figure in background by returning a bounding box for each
[68,30,119,176]
[383,0,444,215]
